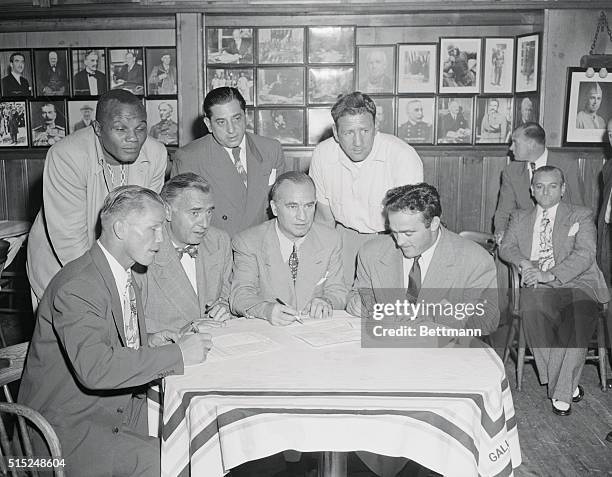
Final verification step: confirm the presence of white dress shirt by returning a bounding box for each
[87,72,98,95]
[172,241,197,293]
[402,228,442,288]
[223,135,247,175]
[275,220,307,263]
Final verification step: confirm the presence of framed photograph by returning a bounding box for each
[373,96,395,135]
[71,48,107,96]
[257,108,304,145]
[515,33,539,93]
[514,93,539,129]
[246,108,255,134]
[439,38,481,94]
[146,99,178,146]
[483,38,514,94]
[108,48,145,95]
[397,96,435,145]
[146,48,177,95]
[308,67,354,104]
[29,100,67,147]
[307,107,334,145]
[0,101,28,147]
[475,97,513,144]
[67,100,97,134]
[397,44,437,94]
[257,67,304,106]
[34,49,69,96]
[563,68,612,145]
[357,45,395,94]
[207,28,254,65]
[436,96,473,145]
[258,28,305,64]
[308,26,355,64]
[0,50,33,97]
[207,68,254,105]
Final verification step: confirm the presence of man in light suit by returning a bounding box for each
[500,165,610,415]
[18,186,212,476]
[172,87,286,236]
[230,171,347,325]
[494,122,584,243]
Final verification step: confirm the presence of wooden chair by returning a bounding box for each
[458,231,497,257]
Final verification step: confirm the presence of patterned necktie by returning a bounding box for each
[538,209,555,272]
[406,255,422,304]
[289,243,299,282]
[124,271,140,350]
[529,162,536,174]
[176,244,198,259]
[231,147,247,188]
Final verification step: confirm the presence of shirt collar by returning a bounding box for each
[536,202,559,221]
[421,226,442,265]
[531,148,548,170]
[274,219,308,261]
[223,135,246,157]
[97,240,130,297]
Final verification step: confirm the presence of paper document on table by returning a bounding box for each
[207,332,282,362]
[289,319,361,347]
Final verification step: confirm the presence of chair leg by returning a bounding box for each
[517,318,526,392]
[503,318,517,364]
[597,313,607,392]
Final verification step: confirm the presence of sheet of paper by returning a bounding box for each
[206,332,282,362]
[289,319,362,347]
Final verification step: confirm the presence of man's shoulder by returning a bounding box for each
[246,131,281,151]
[176,134,215,156]
[360,234,395,258]
[233,220,273,247]
[312,136,339,156]
[44,250,98,298]
[205,226,231,247]
[563,203,593,220]
[502,160,523,175]
[310,222,341,243]
[377,132,420,155]
[439,229,494,267]
[141,135,168,159]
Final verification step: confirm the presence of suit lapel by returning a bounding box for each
[521,208,538,259]
[552,202,571,261]
[294,226,326,309]
[422,228,454,290]
[244,133,269,220]
[195,233,222,315]
[376,238,404,289]
[516,163,534,209]
[206,136,246,210]
[263,222,294,306]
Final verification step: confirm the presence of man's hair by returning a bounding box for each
[41,102,55,111]
[85,50,98,59]
[203,87,246,118]
[96,89,144,123]
[382,183,442,228]
[532,165,565,185]
[516,122,545,146]
[270,171,315,201]
[9,52,25,64]
[99,185,164,230]
[520,97,533,109]
[158,102,173,112]
[331,91,376,125]
[161,173,212,205]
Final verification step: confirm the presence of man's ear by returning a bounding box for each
[430,216,441,231]
[113,219,126,240]
[164,203,172,222]
[561,182,567,197]
[92,120,101,137]
[332,123,339,143]
[270,199,278,217]
[203,117,212,133]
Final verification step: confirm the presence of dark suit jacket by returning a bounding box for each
[597,159,612,285]
[1,73,31,96]
[18,243,183,476]
[73,69,107,95]
[172,132,286,236]
[438,112,467,138]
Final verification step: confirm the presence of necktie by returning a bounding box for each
[124,271,140,349]
[529,162,536,179]
[406,255,421,304]
[176,244,198,259]
[231,147,247,188]
[538,209,555,272]
[289,243,299,282]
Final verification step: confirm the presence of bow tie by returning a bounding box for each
[87,72,96,77]
[176,244,198,259]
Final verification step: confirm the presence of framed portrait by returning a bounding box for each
[34,49,69,97]
[257,108,304,145]
[0,50,33,97]
[258,28,305,64]
[145,48,177,96]
[475,96,513,144]
[308,26,355,64]
[563,68,612,145]
[482,38,514,94]
[308,67,354,104]
[515,33,539,93]
[0,101,28,147]
[246,108,255,134]
[207,68,254,105]
[257,67,304,106]
[67,100,97,134]
[108,48,145,95]
[514,93,539,129]
[207,28,254,65]
[373,96,395,135]
[146,99,178,146]
[307,107,334,145]
[397,44,437,94]
[436,96,473,145]
[438,38,481,94]
[71,48,107,97]
[29,100,67,148]
[397,96,435,145]
[357,45,395,94]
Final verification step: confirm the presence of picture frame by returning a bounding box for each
[207,68,254,105]
[145,47,177,95]
[475,96,513,144]
[257,108,305,145]
[515,33,539,93]
[34,48,70,97]
[563,67,612,145]
[436,96,473,145]
[0,101,28,147]
[246,108,255,134]
[207,28,254,65]
[308,26,355,64]
[357,45,395,94]
[67,99,97,134]
[397,43,437,94]
[0,50,33,97]
[438,38,481,94]
[397,96,435,145]
[71,48,108,97]
[146,99,178,146]
[258,28,305,64]
[372,96,395,135]
[29,99,67,148]
[108,48,145,95]
[307,107,334,145]
[308,67,354,104]
[482,38,514,94]
[257,67,304,106]
[514,93,539,129]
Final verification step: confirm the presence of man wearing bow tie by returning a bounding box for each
[73,50,108,96]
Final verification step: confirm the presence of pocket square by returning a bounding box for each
[568,222,579,236]
[315,271,329,286]
[268,168,277,186]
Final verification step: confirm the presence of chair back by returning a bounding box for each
[458,231,497,256]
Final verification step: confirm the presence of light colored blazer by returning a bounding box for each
[134,224,232,333]
[230,220,347,318]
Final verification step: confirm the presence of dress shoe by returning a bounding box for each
[551,399,571,416]
[572,385,584,403]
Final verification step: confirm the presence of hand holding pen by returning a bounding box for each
[270,298,303,326]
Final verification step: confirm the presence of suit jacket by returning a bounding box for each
[1,73,31,96]
[134,224,232,333]
[348,227,500,334]
[18,243,183,476]
[73,119,92,131]
[494,151,585,234]
[499,202,610,304]
[597,159,612,285]
[230,220,347,317]
[73,69,107,95]
[438,112,467,138]
[172,132,286,236]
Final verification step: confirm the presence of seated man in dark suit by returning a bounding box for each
[500,165,610,415]
[18,185,212,476]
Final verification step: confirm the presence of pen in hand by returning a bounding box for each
[275,298,303,324]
